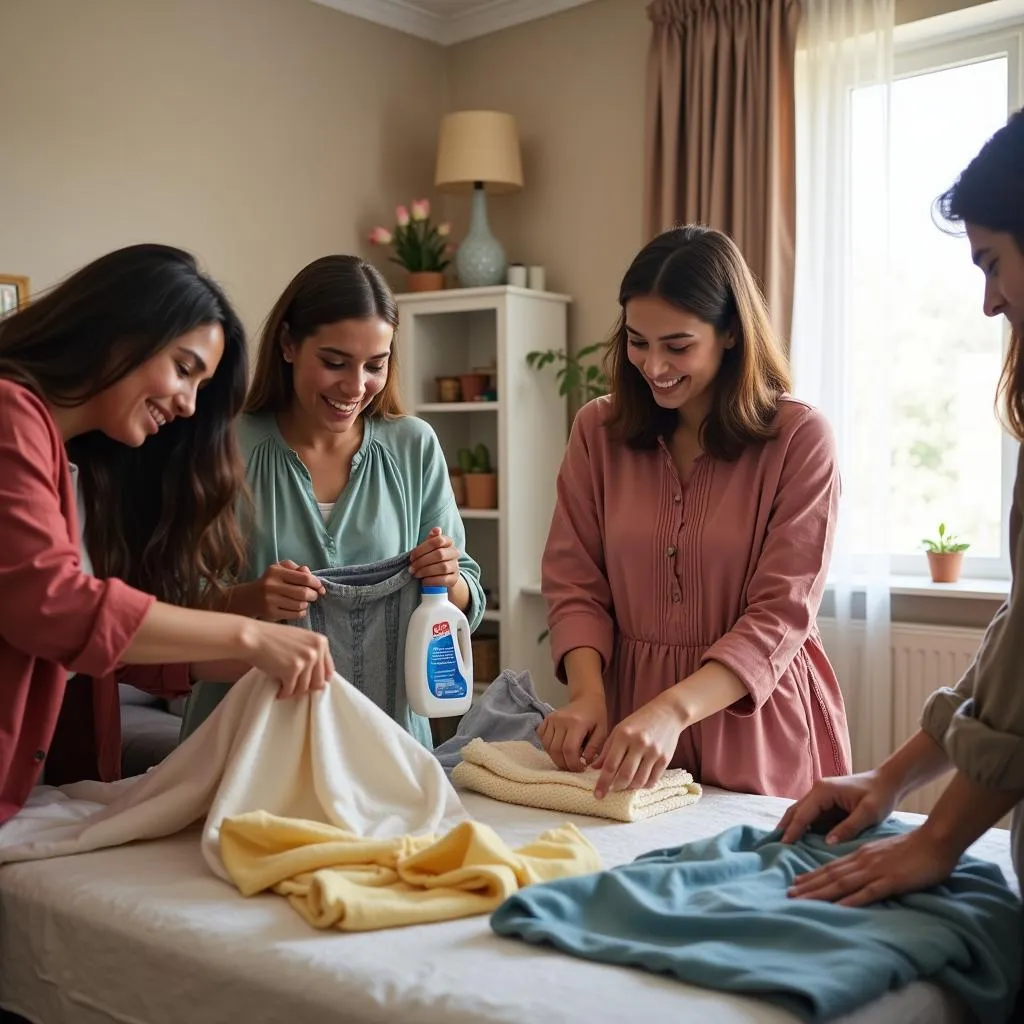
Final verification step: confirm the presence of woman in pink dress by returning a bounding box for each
[539,225,851,800]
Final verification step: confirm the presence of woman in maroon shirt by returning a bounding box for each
[0,243,334,822]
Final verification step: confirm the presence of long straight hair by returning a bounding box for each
[604,225,791,459]
[937,110,1024,441]
[0,243,248,606]
[246,255,403,419]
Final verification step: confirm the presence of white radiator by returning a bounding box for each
[818,620,986,815]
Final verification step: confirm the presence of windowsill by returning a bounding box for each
[524,577,1009,601]
[828,575,1008,601]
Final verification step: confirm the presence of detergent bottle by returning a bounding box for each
[405,585,474,717]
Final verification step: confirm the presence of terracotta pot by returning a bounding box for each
[407,271,445,293]
[436,376,461,403]
[459,372,489,402]
[449,469,465,506]
[464,472,497,509]
[927,551,964,583]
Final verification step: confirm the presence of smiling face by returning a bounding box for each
[623,295,734,419]
[89,323,224,446]
[282,317,394,435]
[967,223,1024,333]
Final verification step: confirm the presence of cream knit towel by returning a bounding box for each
[451,739,702,822]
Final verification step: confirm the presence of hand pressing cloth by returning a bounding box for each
[490,820,1023,1024]
[451,739,702,822]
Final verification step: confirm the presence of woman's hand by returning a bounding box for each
[537,690,609,772]
[410,527,461,589]
[786,825,960,907]
[234,560,325,622]
[592,694,685,799]
[243,619,335,699]
[777,770,901,846]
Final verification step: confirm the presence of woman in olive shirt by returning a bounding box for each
[779,111,1024,904]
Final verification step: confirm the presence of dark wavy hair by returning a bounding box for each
[245,254,403,418]
[937,110,1024,442]
[604,225,791,459]
[0,243,248,607]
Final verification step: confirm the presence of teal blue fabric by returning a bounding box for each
[490,820,1023,1023]
[236,412,485,629]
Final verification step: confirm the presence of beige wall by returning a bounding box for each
[0,0,445,333]
[444,0,997,365]
[446,0,649,365]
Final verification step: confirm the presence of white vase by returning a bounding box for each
[456,184,506,288]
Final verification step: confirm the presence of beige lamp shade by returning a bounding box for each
[434,110,524,196]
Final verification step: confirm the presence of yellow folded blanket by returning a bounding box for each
[219,811,600,932]
[451,739,702,822]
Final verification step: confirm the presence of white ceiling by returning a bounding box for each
[309,0,596,45]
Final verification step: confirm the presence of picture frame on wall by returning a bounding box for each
[0,275,29,315]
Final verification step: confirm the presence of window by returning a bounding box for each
[846,23,1022,578]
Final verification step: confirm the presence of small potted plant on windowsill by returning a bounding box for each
[458,443,497,509]
[923,523,970,583]
[368,199,453,292]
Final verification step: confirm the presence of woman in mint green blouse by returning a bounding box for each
[186,255,484,745]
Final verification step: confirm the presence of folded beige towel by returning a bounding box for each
[451,739,702,822]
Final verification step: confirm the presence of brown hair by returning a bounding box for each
[0,243,248,608]
[245,255,403,419]
[937,110,1024,441]
[604,225,791,460]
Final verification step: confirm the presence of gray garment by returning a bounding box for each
[434,669,552,775]
[306,553,431,750]
[921,444,1024,892]
[181,552,431,750]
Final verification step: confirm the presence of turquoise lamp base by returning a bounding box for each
[456,183,507,288]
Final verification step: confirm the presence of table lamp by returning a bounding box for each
[434,110,523,288]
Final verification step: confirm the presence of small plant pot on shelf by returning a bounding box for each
[927,551,964,584]
[457,443,496,508]
[407,271,445,293]
[436,376,461,403]
[459,373,489,402]
[464,472,497,509]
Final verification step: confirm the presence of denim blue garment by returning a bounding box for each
[434,669,552,775]
[491,819,1023,1023]
[181,553,431,750]
[305,553,431,750]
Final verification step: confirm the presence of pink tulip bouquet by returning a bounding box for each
[368,199,452,273]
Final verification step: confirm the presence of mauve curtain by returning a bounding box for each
[644,0,802,340]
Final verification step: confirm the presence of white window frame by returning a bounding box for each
[881,13,1024,580]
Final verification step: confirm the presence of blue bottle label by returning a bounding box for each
[426,621,468,700]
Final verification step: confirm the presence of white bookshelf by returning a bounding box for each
[395,284,569,704]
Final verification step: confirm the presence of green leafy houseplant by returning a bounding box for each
[525,342,610,404]
[368,199,452,273]
[923,523,969,584]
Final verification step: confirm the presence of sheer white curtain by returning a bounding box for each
[791,0,895,772]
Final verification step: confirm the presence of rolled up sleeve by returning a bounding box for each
[0,387,154,677]
[921,452,1024,789]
